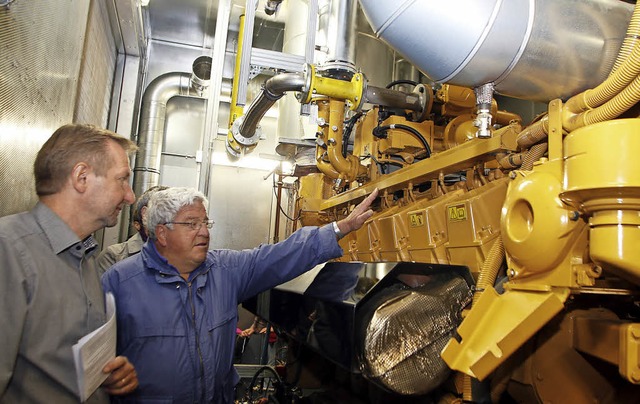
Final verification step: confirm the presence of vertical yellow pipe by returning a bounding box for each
[325,98,367,182]
[229,14,245,126]
[227,14,246,154]
[316,99,341,179]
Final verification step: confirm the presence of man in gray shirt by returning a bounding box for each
[0,124,139,403]
[96,185,168,274]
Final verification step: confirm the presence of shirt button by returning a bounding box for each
[176,284,180,289]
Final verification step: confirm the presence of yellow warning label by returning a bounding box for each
[448,204,467,221]
[409,213,425,227]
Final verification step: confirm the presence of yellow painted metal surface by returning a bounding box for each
[226,14,246,156]
[501,167,581,278]
[302,66,365,111]
[445,178,508,275]
[320,131,513,210]
[405,191,465,264]
[441,286,570,380]
[620,323,640,384]
[562,119,640,284]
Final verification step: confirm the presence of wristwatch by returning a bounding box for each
[332,221,345,239]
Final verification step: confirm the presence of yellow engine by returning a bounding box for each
[292,92,640,402]
[237,0,640,402]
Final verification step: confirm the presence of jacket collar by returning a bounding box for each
[141,241,211,285]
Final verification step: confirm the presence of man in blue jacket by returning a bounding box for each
[102,186,377,403]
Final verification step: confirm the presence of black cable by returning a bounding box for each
[248,365,283,401]
[385,79,419,89]
[373,124,432,157]
[370,153,387,174]
[342,112,363,157]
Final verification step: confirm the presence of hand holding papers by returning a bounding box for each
[72,292,117,402]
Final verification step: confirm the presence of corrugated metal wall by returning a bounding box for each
[75,1,117,126]
[0,0,116,217]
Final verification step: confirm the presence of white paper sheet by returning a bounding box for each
[72,292,117,402]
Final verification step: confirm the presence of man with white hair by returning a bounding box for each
[102,186,378,403]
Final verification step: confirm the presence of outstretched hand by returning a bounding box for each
[336,188,379,235]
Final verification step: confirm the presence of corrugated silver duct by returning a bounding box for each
[358,0,633,102]
[234,73,306,144]
[132,56,211,197]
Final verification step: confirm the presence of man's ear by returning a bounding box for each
[71,162,91,193]
[156,224,168,247]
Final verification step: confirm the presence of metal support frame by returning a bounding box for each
[237,0,319,106]
[200,0,232,196]
[237,0,258,106]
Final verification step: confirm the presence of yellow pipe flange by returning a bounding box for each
[301,64,365,111]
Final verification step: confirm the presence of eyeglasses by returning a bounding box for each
[163,219,214,231]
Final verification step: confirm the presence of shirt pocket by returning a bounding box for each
[205,309,237,375]
[207,309,236,331]
[136,326,186,337]
[126,326,188,401]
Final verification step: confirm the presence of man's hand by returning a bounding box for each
[101,356,138,396]
[336,188,379,235]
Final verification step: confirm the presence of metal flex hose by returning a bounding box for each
[237,73,306,139]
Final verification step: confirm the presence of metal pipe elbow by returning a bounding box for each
[236,72,305,142]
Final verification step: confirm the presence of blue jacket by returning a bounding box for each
[102,225,341,403]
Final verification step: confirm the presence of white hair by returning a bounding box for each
[144,187,209,240]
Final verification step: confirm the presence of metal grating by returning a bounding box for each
[0,0,89,216]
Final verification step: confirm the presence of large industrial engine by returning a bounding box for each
[237,0,640,402]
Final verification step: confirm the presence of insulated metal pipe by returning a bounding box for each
[133,57,212,198]
[358,0,633,102]
[319,0,357,68]
[315,0,358,80]
[364,85,422,112]
[133,72,193,198]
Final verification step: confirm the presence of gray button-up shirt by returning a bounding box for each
[0,202,109,403]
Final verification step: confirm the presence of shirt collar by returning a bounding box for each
[33,202,98,255]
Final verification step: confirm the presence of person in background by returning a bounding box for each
[102,186,378,403]
[0,124,139,403]
[239,315,267,338]
[96,185,169,274]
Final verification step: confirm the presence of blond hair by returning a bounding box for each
[34,124,137,196]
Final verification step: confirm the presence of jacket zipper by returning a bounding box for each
[188,281,206,402]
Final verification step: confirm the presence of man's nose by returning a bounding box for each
[197,222,210,236]
[124,184,136,205]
